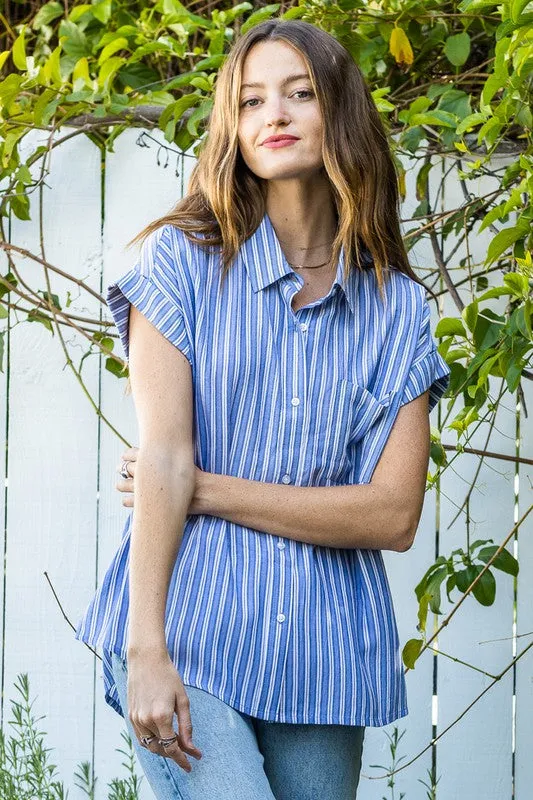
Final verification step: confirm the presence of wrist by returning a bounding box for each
[197,469,222,516]
[127,641,169,662]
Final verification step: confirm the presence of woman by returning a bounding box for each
[75,18,450,800]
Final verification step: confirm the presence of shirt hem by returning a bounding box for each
[93,639,408,728]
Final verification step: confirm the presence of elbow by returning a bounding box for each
[137,445,195,481]
[393,518,418,552]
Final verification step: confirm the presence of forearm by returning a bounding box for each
[202,473,410,551]
[128,450,195,656]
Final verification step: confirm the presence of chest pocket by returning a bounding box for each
[309,378,393,483]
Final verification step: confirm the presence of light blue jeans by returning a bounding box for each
[110,652,365,800]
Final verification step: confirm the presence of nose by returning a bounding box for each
[264,96,291,127]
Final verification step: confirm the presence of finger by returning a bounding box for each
[116,462,136,480]
[155,719,192,772]
[121,446,139,461]
[175,692,202,758]
[116,477,134,492]
[130,720,164,758]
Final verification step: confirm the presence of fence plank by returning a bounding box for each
[515,373,533,799]
[3,130,102,797]
[0,231,9,728]
[91,129,197,798]
[435,275,515,799]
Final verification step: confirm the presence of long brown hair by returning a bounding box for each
[129,18,434,302]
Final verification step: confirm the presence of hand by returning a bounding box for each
[116,447,139,508]
[116,447,206,512]
[126,649,202,770]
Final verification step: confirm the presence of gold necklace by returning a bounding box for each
[286,257,332,270]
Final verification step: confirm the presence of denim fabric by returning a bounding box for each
[110,651,365,800]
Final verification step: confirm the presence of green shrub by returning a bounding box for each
[0,672,144,800]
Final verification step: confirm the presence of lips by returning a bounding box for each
[262,135,300,144]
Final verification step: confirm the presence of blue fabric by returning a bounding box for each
[109,651,365,799]
[75,211,450,726]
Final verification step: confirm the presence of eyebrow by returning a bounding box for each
[240,73,311,91]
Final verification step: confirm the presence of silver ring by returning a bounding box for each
[140,735,156,747]
[159,734,179,747]
[120,460,132,479]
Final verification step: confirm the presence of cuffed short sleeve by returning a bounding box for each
[400,294,450,412]
[106,224,194,368]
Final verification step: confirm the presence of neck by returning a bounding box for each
[264,181,338,251]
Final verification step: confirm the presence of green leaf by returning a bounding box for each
[478,545,519,576]
[430,440,447,466]
[417,592,430,634]
[32,2,64,30]
[478,203,505,233]
[462,299,478,333]
[456,112,488,136]
[38,290,61,310]
[445,573,456,603]
[240,5,281,35]
[410,111,456,128]
[444,32,471,66]
[434,317,467,338]
[92,0,112,24]
[12,28,27,71]
[414,556,448,601]
[455,565,479,593]
[59,21,92,59]
[486,221,530,264]
[478,286,513,301]
[27,310,53,333]
[446,347,470,362]
[117,63,160,92]
[503,272,528,298]
[402,638,424,669]
[426,566,448,614]
[511,0,531,22]
[194,54,227,72]
[472,568,496,606]
[10,192,30,221]
[0,331,4,372]
[0,272,18,300]
[98,37,129,66]
[98,57,126,90]
[186,99,213,136]
[105,356,127,378]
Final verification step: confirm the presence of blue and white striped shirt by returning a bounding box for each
[75,211,450,726]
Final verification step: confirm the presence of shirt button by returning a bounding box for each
[277,613,286,623]
[281,474,291,484]
[291,397,300,406]
[277,540,286,550]
[300,323,308,331]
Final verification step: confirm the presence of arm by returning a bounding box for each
[127,303,196,657]
[199,391,431,552]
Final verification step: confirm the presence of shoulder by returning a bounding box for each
[359,265,426,316]
[137,223,203,286]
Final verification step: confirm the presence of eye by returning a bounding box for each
[293,90,313,100]
[240,89,314,108]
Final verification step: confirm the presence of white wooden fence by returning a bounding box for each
[0,128,531,799]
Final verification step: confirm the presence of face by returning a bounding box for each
[237,40,324,182]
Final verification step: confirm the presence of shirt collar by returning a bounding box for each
[240,211,372,316]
